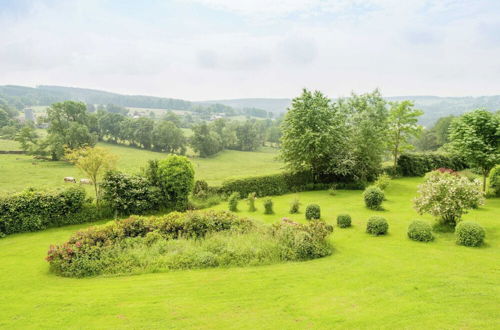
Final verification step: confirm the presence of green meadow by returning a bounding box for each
[0,177,499,329]
[0,141,282,193]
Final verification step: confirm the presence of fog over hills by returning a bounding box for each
[1,85,499,127]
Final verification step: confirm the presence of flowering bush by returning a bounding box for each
[414,171,484,227]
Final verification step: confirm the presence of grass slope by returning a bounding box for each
[0,177,499,329]
[0,142,282,193]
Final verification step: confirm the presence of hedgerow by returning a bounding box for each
[397,152,467,177]
[46,211,334,277]
[0,187,110,236]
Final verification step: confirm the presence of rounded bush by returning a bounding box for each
[228,192,240,212]
[289,198,300,214]
[305,204,321,220]
[363,186,384,210]
[337,214,351,228]
[366,216,388,235]
[407,220,433,242]
[455,221,485,247]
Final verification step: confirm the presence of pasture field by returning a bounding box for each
[0,142,282,193]
[0,139,21,151]
[0,177,499,329]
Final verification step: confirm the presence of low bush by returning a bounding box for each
[407,220,433,242]
[305,204,321,220]
[289,198,300,214]
[193,180,209,198]
[46,211,334,277]
[263,199,274,214]
[366,216,388,235]
[337,214,351,228]
[0,186,102,236]
[374,173,391,191]
[455,221,485,247]
[247,192,257,212]
[487,165,500,197]
[187,194,221,210]
[363,186,384,210]
[228,192,240,212]
[397,152,467,177]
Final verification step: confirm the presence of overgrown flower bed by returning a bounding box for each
[46,210,333,277]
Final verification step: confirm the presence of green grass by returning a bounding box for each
[0,177,499,328]
[0,139,21,151]
[0,142,282,193]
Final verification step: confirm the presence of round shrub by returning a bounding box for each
[337,214,351,228]
[305,204,321,220]
[263,199,274,214]
[366,216,388,235]
[247,192,257,212]
[407,220,433,242]
[228,192,240,212]
[363,186,384,210]
[455,221,485,247]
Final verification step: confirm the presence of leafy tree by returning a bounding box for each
[387,100,423,168]
[235,121,260,151]
[15,124,38,153]
[156,155,195,210]
[339,90,389,181]
[432,115,454,146]
[280,89,351,179]
[0,109,9,127]
[134,117,154,149]
[162,111,181,127]
[449,110,500,191]
[414,171,484,227]
[65,146,118,205]
[152,120,187,154]
[190,122,222,157]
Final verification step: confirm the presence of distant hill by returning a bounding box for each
[205,95,500,127]
[1,85,498,126]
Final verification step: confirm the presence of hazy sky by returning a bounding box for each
[1,0,499,100]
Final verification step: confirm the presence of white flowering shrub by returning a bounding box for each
[413,171,485,227]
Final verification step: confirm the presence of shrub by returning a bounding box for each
[289,198,300,214]
[0,186,89,236]
[263,199,274,214]
[187,194,221,210]
[46,211,334,277]
[228,192,240,212]
[247,192,257,212]
[305,204,321,220]
[374,173,391,190]
[488,164,500,197]
[407,220,433,242]
[366,216,388,235]
[156,155,195,211]
[363,186,384,209]
[193,180,209,198]
[414,171,484,227]
[337,214,351,228]
[101,171,162,216]
[455,221,485,247]
[397,152,467,177]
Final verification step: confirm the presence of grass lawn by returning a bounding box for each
[0,141,282,193]
[0,177,498,328]
[0,139,21,151]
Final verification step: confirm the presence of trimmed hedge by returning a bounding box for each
[221,172,365,197]
[488,165,500,197]
[0,187,108,236]
[397,152,467,177]
[456,221,485,247]
[407,220,433,242]
[363,186,384,210]
[366,216,388,235]
[305,204,321,220]
[337,214,351,228]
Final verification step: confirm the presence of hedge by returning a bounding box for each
[396,152,467,177]
[0,187,109,237]
[221,172,365,197]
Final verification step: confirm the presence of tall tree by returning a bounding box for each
[65,146,118,206]
[190,122,222,157]
[152,120,187,154]
[387,100,423,168]
[280,89,351,179]
[449,109,500,191]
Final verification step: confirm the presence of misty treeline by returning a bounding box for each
[0,85,273,119]
[13,101,282,160]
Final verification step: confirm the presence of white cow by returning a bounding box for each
[64,177,76,183]
[80,178,92,185]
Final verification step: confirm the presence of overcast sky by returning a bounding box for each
[0,0,499,100]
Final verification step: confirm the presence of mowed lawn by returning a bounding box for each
[0,141,283,193]
[0,177,499,329]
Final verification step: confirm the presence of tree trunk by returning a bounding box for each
[483,170,488,192]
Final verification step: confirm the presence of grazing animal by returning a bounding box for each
[64,177,76,183]
[80,178,92,185]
